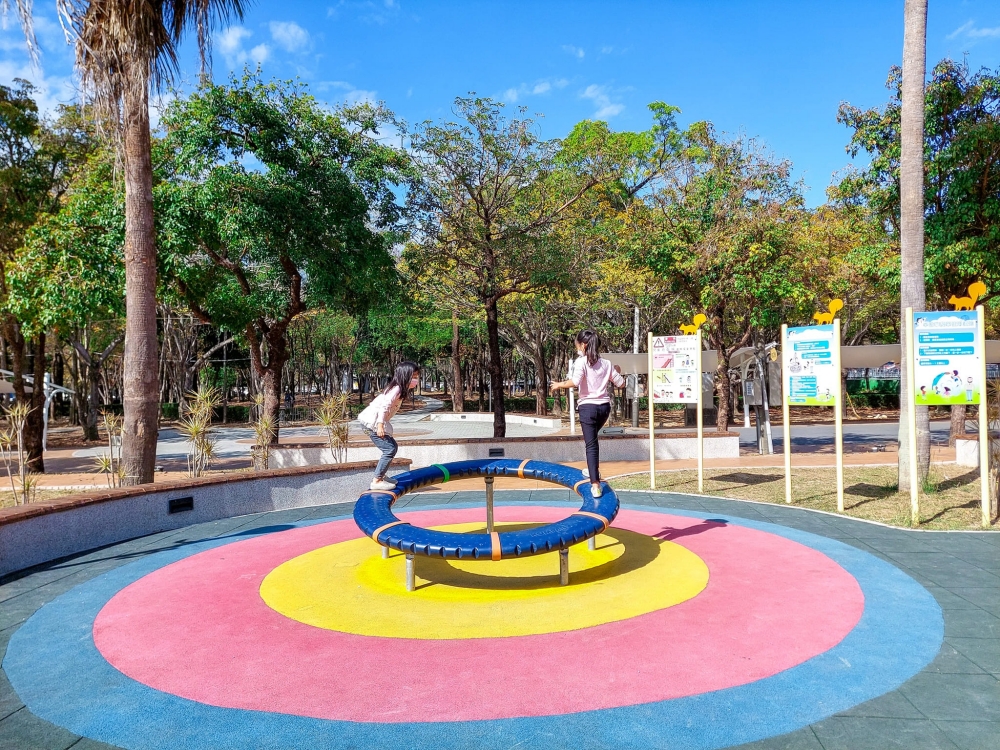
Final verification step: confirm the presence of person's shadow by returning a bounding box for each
[653,518,728,541]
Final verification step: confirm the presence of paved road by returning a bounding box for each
[737,420,953,452]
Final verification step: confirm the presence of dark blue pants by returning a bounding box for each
[578,402,611,482]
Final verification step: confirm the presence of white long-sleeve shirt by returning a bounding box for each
[357,386,402,435]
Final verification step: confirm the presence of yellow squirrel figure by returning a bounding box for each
[812,299,844,325]
[949,281,987,311]
[680,313,707,335]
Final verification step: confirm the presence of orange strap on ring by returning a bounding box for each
[572,479,588,496]
[517,459,530,479]
[371,519,407,543]
[490,532,502,561]
[573,510,610,532]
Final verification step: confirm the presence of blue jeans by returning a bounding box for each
[362,426,398,479]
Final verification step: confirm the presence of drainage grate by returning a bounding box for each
[168,496,194,514]
[488,448,505,458]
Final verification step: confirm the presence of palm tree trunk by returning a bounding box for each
[120,84,160,485]
[898,0,930,492]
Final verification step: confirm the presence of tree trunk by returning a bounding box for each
[25,333,45,472]
[532,334,548,416]
[249,326,290,444]
[484,298,506,438]
[715,356,731,432]
[949,404,966,447]
[451,310,464,413]
[85,364,101,443]
[898,0,930,492]
[120,83,160,486]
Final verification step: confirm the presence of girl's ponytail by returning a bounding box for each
[576,330,600,367]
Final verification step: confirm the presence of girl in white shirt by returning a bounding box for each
[357,360,420,490]
[550,331,625,497]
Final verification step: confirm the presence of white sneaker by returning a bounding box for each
[591,483,603,498]
[370,479,396,491]
[582,468,589,479]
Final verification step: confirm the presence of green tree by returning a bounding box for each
[837,56,1000,470]
[0,82,92,469]
[406,97,599,437]
[162,74,409,438]
[636,122,811,430]
[7,148,126,441]
[7,0,248,484]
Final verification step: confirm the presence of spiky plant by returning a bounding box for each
[94,411,125,487]
[315,394,350,463]
[3,403,33,504]
[0,427,17,504]
[251,413,274,471]
[179,386,220,477]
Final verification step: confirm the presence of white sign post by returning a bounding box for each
[648,332,703,491]
[908,308,990,527]
[781,321,845,510]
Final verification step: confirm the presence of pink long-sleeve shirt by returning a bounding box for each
[571,357,626,405]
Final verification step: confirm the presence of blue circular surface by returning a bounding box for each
[3,503,944,750]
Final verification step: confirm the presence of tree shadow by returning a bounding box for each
[923,498,979,524]
[710,473,782,488]
[935,469,980,492]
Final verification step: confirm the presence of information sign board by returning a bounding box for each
[650,335,699,403]
[912,311,982,406]
[783,325,838,406]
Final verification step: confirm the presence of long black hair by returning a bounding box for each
[383,360,420,398]
[576,330,601,367]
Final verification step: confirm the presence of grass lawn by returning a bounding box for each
[610,464,998,531]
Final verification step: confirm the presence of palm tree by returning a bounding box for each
[899,0,929,491]
[8,0,246,484]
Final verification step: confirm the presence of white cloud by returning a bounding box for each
[0,59,77,116]
[601,45,614,54]
[581,84,624,119]
[218,26,270,68]
[947,20,1000,41]
[561,44,585,59]
[501,78,566,104]
[316,79,377,106]
[269,21,311,52]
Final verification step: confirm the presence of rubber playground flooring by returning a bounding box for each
[0,489,998,750]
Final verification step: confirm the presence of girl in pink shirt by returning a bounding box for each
[550,330,625,497]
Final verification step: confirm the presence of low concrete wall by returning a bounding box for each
[269,432,740,469]
[955,436,999,467]
[428,412,563,428]
[0,459,410,578]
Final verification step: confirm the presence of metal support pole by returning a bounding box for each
[382,545,389,559]
[588,536,596,551]
[484,476,495,533]
[405,553,415,592]
[559,548,569,586]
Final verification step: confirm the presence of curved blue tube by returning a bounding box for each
[353,459,619,559]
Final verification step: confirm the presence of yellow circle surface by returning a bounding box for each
[260,522,709,639]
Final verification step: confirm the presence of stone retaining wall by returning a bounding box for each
[0,459,410,578]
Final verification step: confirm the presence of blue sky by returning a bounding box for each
[3,1,1000,205]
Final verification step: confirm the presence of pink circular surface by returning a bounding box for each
[93,507,864,722]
